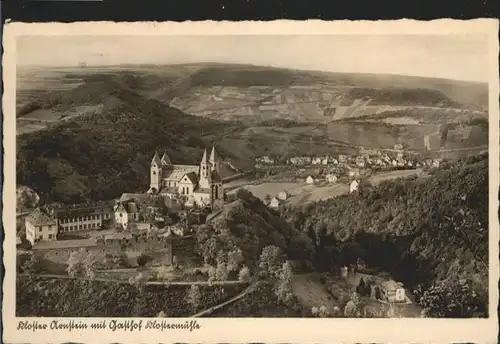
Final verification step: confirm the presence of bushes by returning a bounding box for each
[16,276,247,317]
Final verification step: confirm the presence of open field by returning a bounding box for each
[368,169,423,186]
[291,273,341,311]
[228,181,351,206]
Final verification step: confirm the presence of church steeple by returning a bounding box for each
[161,151,172,166]
[209,145,220,173]
[198,148,212,189]
[151,151,161,167]
[201,148,209,164]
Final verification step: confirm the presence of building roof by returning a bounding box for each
[151,151,161,166]
[119,193,150,203]
[114,201,139,214]
[181,171,199,185]
[201,148,209,164]
[194,186,211,194]
[160,151,172,165]
[211,170,222,183]
[381,280,404,291]
[209,145,221,163]
[26,208,56,226]
[163,165,198,181]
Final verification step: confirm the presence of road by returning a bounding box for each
[190,281,259,317]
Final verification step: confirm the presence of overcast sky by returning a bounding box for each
[17,34,489,82]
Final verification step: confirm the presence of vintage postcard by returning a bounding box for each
[2,19,499,343]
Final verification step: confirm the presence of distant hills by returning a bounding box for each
[16,64,489,202]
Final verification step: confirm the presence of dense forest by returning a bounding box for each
[281,154,489,317]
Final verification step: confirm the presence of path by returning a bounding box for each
[190,281,258,317]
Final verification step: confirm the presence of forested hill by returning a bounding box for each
[281,155,489,316]
[16,78,241,203]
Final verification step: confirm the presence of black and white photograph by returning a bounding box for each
[2,19,499,344]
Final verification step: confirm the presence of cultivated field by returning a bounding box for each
[228,181,351,206]
[368,169,423,186]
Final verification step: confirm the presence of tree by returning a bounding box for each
[21,252,42,277]
[318,305,330,317]
[186,285,202,312]
[273,261,294,306]
[356,278,367,295]
[419,278,484,317]
[83,252,98,279]
[258,245,285,279]
[129,272,148,292]
[215,262,229,281]
[156,265,174,281]
[137,253,152,268]
[207,265,217,284]
[66,249,85,278]
[238,266,251,282]
[227,248,245,272]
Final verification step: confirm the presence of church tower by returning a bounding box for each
[209,145,221,173]
[198,148,212,189]
[150,151,162,192]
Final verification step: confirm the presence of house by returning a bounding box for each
[356,161,366,168]
[321,158,329,165]
[394,143,404,150]
[348,167,360,178]
[326,174,338,183]
[396,152,404,160]
[49,201,114,234]
[330,158,339,165]
[277,191,288,201]
[114,201,140,229]
[381,280,406,303]
[269,197,282,209]
[392,160,398,167]
[312,157,322,165]
[306,175,315,184]
[25,208,58,246]
[338,155,347,163]
[433,159,441,168]
[350,180,360,193]
[16,235,22,247]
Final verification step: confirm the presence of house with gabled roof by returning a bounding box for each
[25,207,57,246]
[114,201,140,230]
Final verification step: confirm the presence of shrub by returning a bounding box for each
[238,266,251,282]
[137,254,152,267]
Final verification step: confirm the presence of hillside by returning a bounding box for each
[281,155,489,316]
[197,190,315,271]
[16,65,489,202]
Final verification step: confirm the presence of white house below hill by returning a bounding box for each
[350,180,359,193]
[381,280,406,303]
[114,201,140,230]
[269,197,282,209]
[277,191,288,201]
[25,208,57,246]
[306,175,315,184]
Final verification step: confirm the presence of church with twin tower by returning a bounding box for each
[148,145,224,209]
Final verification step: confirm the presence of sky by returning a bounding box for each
[17,34,489,82]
